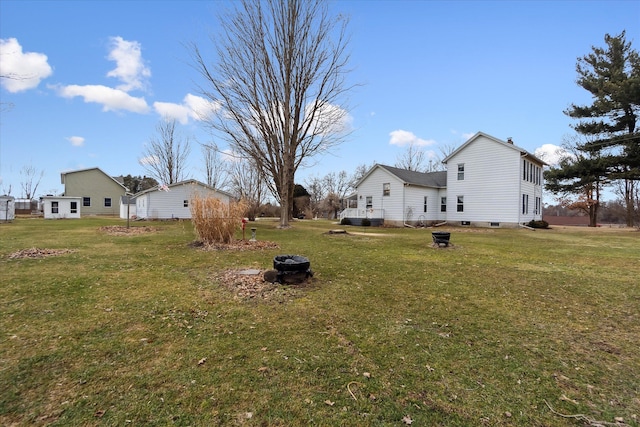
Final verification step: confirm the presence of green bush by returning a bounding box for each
[527,219,549,229]
[340,218,352,225]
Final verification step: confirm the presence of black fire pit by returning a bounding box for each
[432,231,451,247]
[265,255,313,284]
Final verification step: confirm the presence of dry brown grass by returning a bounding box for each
[190,195,246,244]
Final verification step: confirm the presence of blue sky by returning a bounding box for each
[1,0,638,200]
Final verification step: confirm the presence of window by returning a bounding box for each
[83,197,91,207]
[51,201,59,214]
[383,183,390,196]
[183,200,189,207]
[522,194,529,214]
[70,201,77,214]
[457,163,465,180]
[535,197,541,215]
[423,196,428,213]
[104,198,112,207]
[457,196,464,212]
[440,197,447,212]
[523,160,527,180]
[365,196,373,209]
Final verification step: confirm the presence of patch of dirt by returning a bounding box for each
[212,269,312,301]
[192,239,279,251]
[6,248,75,259]
[100,225,159,235]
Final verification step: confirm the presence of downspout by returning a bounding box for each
[518,156,523,225]
[402,183,406,227]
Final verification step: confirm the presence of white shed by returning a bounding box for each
[134,180,233,220]
[1,195,15,221]
[42,196,82,219]
[119,195,137,219]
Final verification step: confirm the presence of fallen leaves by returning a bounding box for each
[99,225,158,235]
[194,239,279,251]
[402,415,413,425]
[211,269,310,301]
[6,247,74,259]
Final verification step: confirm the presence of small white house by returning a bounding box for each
[1,195,15,221]
[134,180,233,220]
[119,195,137,219]
[41,196,82,219]
[342,165,447,226]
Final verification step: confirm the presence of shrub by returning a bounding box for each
[340,218,352,225]
[361,218,371,227]
[190,195,247,244]
[527,219,549,229]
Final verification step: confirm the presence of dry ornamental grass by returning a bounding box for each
[190,195,247,244]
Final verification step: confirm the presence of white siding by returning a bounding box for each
[1,196,15,221]
[355,167,445,225]
[136,182,230,220]
[120,201,137,219]
[356,168,405,222]
[42,197,82,219]
[445,135,522,224]
[404,186,441,223]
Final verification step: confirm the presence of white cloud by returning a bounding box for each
[0,38,53,93]
[302,102,352,137]
[153,94,221,124]
[153,101,191,124]
[106,36,150,92]
[184,94,221,120]
[55,84,149,113]
[534,144,569,166]
[389,130,436,147]
[67,136,85,147]
[139,155,159,166]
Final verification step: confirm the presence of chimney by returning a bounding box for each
[507,137,513,144]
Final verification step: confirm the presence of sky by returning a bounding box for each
[1,0,639,201]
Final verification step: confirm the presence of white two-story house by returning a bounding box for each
[342,132,547,227]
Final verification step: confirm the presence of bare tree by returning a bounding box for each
[201,142,229,190]
[323,170,350,218]
[349,162,375,190]
[228,156,269,220]
[20,164,44,199]
[304,175,326,217]
[139,119,191,185]
[395,142,429,172]
[192,0,353,228]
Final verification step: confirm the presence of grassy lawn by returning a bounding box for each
[1,218,638,426]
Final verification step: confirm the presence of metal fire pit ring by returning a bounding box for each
[265,255,313,284]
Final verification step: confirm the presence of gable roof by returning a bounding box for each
[442,131,548,166]
[60,167,129,190]
[357,164,447,188]
[133,179,235,199]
